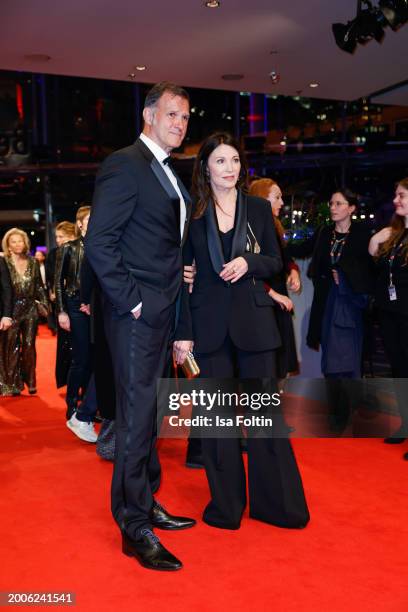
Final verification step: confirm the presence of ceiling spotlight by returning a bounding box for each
[332,0,407,53]
[379,0,408,29]
[269,70,280,84]
[135,65,146,71]
[309,82,319,88]
[204,0,220,7]
[128,72,137,80]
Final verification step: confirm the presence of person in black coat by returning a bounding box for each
[249,178,300,378]
[369,177,408,450]
[85,82,196,572]
[287,190,374,431]
[287,190,374,376]
[0,256,13,396]
[46,221,77,388]
[0,256,13,331]
[174,132,309,531]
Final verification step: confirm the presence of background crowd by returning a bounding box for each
[1,163,407,463]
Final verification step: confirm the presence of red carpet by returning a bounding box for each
[1,327,407,611]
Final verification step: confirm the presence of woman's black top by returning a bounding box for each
[219,228,234,262]
[375,228,408,315]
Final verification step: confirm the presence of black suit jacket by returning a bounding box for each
[85,138,192,328]
[287,222,374,348]
[0,257,13,318]
[175,192,283,353]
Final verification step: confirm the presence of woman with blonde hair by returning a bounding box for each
[0,228,48,396]
[249,178,300,377]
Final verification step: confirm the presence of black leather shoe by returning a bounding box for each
[151,500,196,530]
[122,529,182,571]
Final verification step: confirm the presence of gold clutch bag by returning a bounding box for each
[181,351,200,378]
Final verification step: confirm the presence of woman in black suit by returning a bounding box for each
[174,133,309,530]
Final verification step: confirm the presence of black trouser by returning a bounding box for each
[65,295,92,409]
[94,290,116,420]
[378,309,408,432]
[104,303,174,539]
[196,335,310,530]
[324,373,354,430]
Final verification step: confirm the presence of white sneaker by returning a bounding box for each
[67,414,98,443]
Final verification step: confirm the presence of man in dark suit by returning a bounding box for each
[85,82,195,571]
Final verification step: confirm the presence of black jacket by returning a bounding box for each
[287,223,374,349]
[175,192,283,353]
[374,228,408,315]
[0,257,13,318]
[86,138,192,328]
[54,237,85,313]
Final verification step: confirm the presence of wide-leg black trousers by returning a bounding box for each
[196,335,310,530]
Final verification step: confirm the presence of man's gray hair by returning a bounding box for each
[144,81,190,109]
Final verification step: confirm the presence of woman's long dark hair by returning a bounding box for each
[377,177,408,263]
[192,132,248,219]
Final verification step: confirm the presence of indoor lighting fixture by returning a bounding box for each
[379,0,408,29]
[205,1,220,7]
[135,65,146,71]
[309,82,319,88]
[270,70,280,84]
[332,0,407,54]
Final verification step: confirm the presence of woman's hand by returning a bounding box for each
[58,312,71,332]
[0,317,12,331]
[368,227,392,256]
[80,303,91,316]
[173,340,194,365]
[268,288,293,312]
[183,261,196,294]
[287,269,301,293]
[220,257,248,283]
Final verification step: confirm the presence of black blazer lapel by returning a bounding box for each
[204,202,225,274]
[135,138,180,201]
[150,157,181,202]
[230,190,248,260]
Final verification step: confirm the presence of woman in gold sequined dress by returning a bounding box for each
[0,228,48,396]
